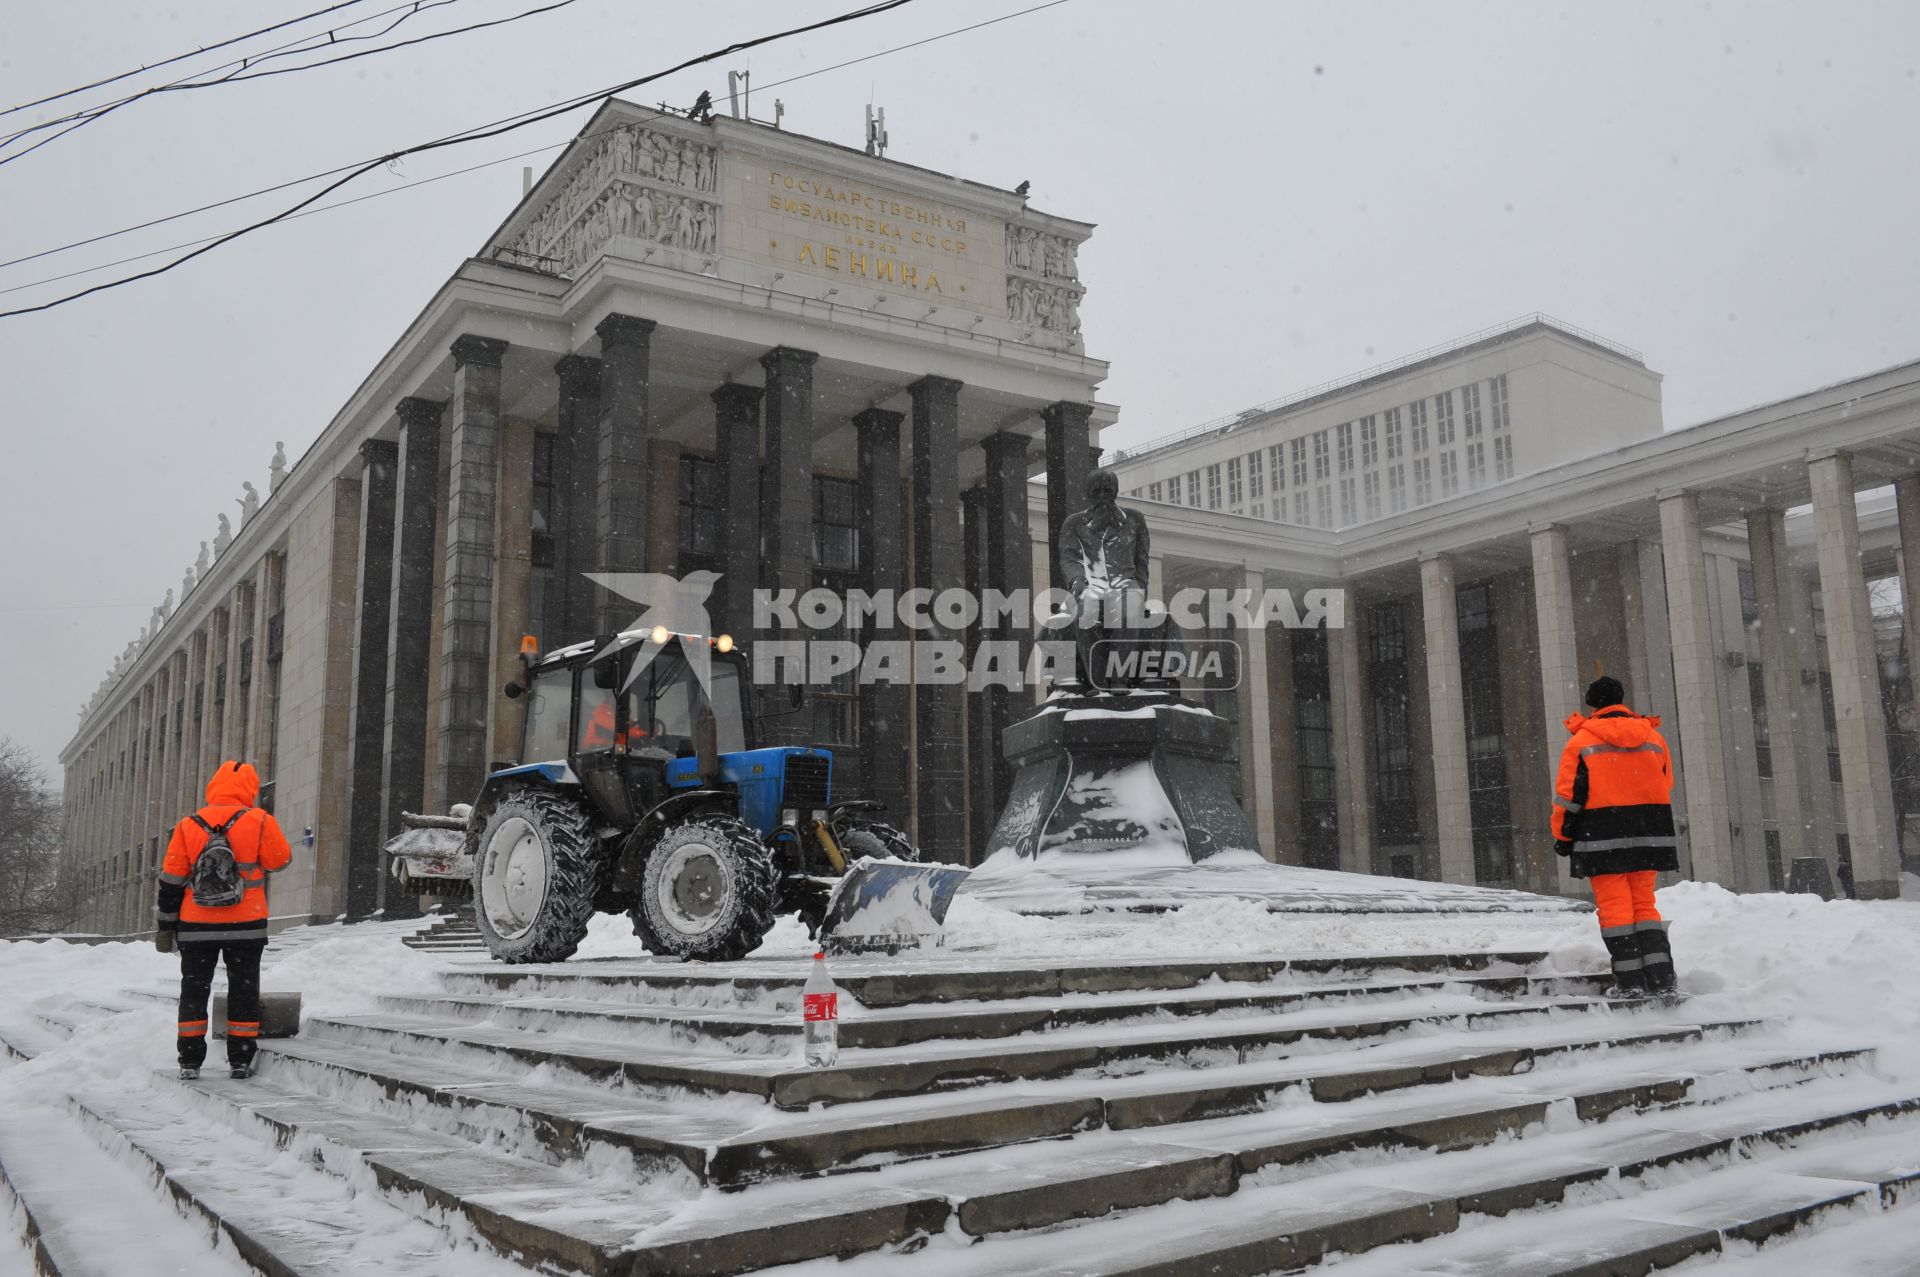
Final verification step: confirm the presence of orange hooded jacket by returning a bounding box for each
[156,761,293,941]
[1551,705,1680,879]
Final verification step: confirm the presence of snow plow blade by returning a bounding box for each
[819,858,970,955]
[385,807,474,896]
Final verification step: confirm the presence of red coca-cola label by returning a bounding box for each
[803,992,838,1022]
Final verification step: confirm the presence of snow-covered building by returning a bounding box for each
[1094,340,1920,902]
[56,99,1114,933]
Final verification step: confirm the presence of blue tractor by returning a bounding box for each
[390,628,952,963]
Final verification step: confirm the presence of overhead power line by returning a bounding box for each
[0,0,373,119]
[0,0,920,320]
[0,0,513,165]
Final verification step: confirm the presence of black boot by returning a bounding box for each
[1601,929,1647,999]
[1637,921,1679,999]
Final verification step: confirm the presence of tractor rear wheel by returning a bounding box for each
[473,789,603,964]
[631,816,778,962]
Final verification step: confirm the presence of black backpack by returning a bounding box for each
[186,811,248,908]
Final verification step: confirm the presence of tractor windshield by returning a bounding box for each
[521,665,573,763]
[628,652,745,755]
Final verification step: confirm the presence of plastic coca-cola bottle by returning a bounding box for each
[803,950,839,1067]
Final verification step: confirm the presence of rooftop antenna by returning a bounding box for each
[522,166,533,196]
[773,98,785,129]
[727,70,751,119]
[865,103,889,158]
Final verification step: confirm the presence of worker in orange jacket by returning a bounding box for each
[155,760,293,1079]
[1552,676,1681,997]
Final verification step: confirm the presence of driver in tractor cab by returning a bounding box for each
[581,697,646,750]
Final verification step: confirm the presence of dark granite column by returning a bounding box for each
[434,334,509,811]
[712,382,765,642]
[855,407,910,828]
[759,347,819,745]
[911,375,965,862]
[554,353,602,645]
[594,314,656,633]
[1042,400,1094,590]
[380,397,443,849]
[344,438,397,920]
[962,485,993,859]
[982,430,1035,817]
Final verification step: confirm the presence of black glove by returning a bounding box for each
[154,929,176,954]
[1553,840,1575,857]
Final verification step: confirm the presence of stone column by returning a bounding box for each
[183,629,211,811]
[435,335,509,810]
[220,583,253,765]
[553,354,603,644]
[248,555,283,786]
[962,485,992,858]
[759,346,819,747]
[712,383,764,642]
[381,401,441,874]
[1746,508,1811,862]
[1329,605,1373,875]
[1658,490,1738,886]
[645,439,682,573]
[1042,400,1093,590]
[205,608,233,772]
[1529,523,1582,893]
[1242,569,1278,861]
[1808,450,1902,897]
[1419,553,1475,883]
[594,315,656,633]
[1899,477,1920,705]
[344,438,398,920]
[1267,625,1304,864]
[162,650,187,825]
[855,407,910,827]
[911,375,966,863]
[982,431,1035,818]
[491,417,537,765]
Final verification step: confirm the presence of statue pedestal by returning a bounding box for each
[985,691,1261,862]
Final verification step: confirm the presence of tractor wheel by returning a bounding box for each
[835,815,922,863]
[631,817,778,962]
[473,789,603,964]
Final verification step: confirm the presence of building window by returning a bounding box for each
[1315,484,1332,528]
[1462,382,1483,437]
[1748,660,1771,778]
[1227,457,1243,507]
[1359,415,1378,468]
[1439,450,1459,498]
[1293,491,1309,523]
[813,475,861,573]
[1271,444,1287,490]
[1491,373,1511,432]
[1148,480,1162,502]
[1338,476,1356,525]
[1764,829,1783,891]
[1389,464,1407,513]
[1738,566,1759,628]
[1466,441,1486,489]
[1362,471,1380,521]
[1292,629,1339,870]
[1384,408,1402,460]
[1458,582,1515,886]
[1414,457,1433,506]
[1493,435,1514,481]
[1367,602,1417,849]
[1435,391,1455,447]
[1409,398,1430,453]
[1206,464,1222,510]
[1252,502,1264,519]
[1819,670,1842,782]
[1312,431,1330,481]
[1248,450,1264,499]
[1336,422,1354,473]
[1186,471,1200,506]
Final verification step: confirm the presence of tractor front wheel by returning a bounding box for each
[835,815,922,863]
[631,817,778,962]
[473,790,603,964]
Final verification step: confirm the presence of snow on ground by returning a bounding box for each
[2,878,1918,1271]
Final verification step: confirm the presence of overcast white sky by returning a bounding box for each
[3,0,1917,775]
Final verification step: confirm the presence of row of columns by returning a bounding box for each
[337,319,1092,901]
[65,552,282,934]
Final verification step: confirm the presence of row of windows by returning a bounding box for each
[1133,375,1514,527]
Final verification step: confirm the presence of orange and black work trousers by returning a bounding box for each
[177,938,265,1069]
[1588,870,1674,993]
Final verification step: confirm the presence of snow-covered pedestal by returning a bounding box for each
[985,690,1261,862]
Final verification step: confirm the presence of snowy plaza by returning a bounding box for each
[10,2,1920,1274]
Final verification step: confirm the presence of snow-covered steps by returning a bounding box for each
[400,911,485,954]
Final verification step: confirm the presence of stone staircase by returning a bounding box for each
[398,906,486,953]
[4,948,1918,1275]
